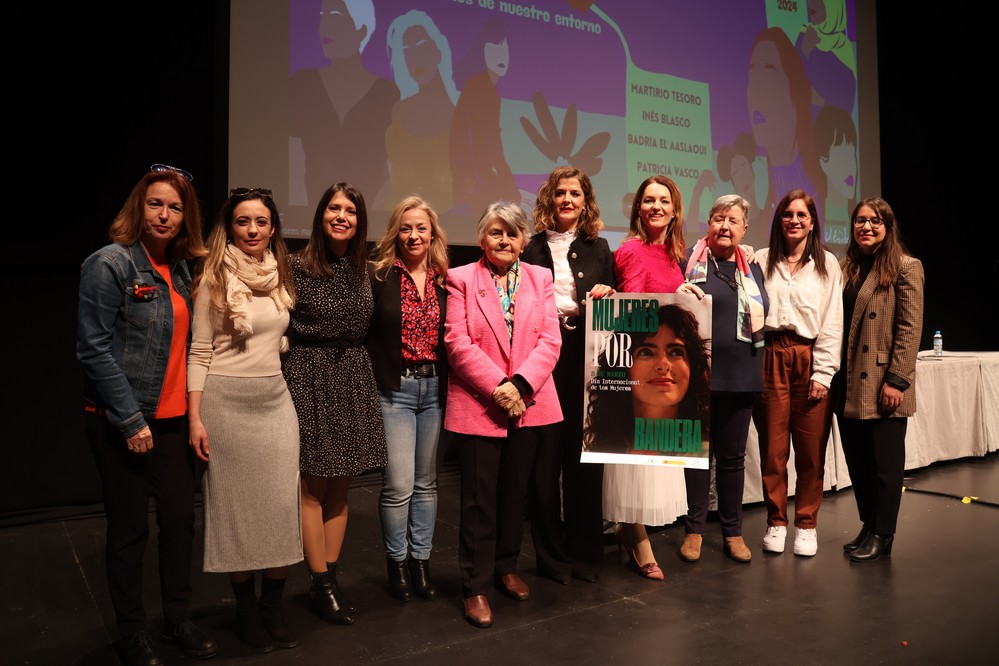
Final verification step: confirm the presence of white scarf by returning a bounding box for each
[224,244,293,336]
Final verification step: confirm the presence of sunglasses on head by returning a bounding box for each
[150,163,194,182]
[230,187,273,198]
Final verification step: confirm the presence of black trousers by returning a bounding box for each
[838,416,907,536]
[458,427,538,597]
[87,413,196,636]
[529,325,604,578]
[684,392,753,537]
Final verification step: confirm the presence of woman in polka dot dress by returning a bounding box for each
[283,182,387,626]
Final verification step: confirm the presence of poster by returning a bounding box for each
[580,293,712,469]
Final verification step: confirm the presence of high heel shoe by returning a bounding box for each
[849,533,893,562]
[843,525,870,552]
[615,525,664,581]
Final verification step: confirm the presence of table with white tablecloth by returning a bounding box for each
[738,350,998,505]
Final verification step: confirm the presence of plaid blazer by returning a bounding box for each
[841,255,924,419]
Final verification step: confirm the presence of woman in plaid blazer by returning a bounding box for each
[835,196,924,562]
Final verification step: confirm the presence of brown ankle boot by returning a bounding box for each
[724,536,752,563]
[679,533,702,562]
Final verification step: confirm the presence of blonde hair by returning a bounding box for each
[371,195,449,285]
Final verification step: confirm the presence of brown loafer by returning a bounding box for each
[724,536,752,563]
[679,533,703,562]
[497,573,530,601]
[463,594,492,628]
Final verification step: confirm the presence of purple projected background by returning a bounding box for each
[277,0,860,252]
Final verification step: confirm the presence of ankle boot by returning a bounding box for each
[231,576,274,653]
[408,557,439,600]
[259,575,297,649]
[849,533,893,562]
[328,562,356,613]
[387,556,413,602]
[843,525,870,552]
[310,567,354,625]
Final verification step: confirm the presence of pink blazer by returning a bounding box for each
[444,258,563,437]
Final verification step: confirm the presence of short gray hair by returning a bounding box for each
[708,194,751,225]
[476,201,531,243]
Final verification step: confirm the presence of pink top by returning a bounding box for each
[613,237,685,293]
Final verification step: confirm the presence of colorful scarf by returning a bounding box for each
[489,259,521,343]
[224,244,293,336]
[684,238,765,348]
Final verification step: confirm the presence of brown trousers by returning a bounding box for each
[754,331,834,529]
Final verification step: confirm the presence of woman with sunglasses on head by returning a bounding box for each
[282,182,388,625]
[834,197,923,562]
[187,188,301,653]
[752,189,843,558]
[366,195,449,602]
[676,194,769,565]
[77,165,217,666]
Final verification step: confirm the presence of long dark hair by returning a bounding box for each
[298,182,369,279]
[841,196,911,289]
[765,189,830,279]
[583,303,711,453]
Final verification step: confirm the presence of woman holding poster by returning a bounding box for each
[522,166,615,586]
[601,175,689,581]
[677,194,769,564]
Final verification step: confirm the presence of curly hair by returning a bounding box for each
[583,303,711,453]
[532,166,604,240]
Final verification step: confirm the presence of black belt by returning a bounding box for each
[559,314,580,331]
[403,363,438,378]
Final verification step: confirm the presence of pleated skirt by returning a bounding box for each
[602,463,688,526]
[200,374,303,572]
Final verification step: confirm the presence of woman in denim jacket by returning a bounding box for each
[76,165,216,666]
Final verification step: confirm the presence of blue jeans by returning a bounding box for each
[378,375,442,562]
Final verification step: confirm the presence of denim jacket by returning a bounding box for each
[76,242,193,437]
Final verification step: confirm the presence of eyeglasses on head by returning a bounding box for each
[150,163,194,182]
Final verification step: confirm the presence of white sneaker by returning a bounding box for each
[794,528,818,557]
[762,525,786,553]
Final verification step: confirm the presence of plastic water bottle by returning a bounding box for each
[933,330,943,357]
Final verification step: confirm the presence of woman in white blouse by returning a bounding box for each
[753,189,843,558]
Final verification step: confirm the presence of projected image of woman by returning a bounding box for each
[289,0,399,208]
[380,10,458,212]
[746,27,825,220]
[814,104,857,247]
[449,20,520,216]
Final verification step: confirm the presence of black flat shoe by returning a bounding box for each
[850,533,893,562]
[118,631,164,666]
[571,569,598,584]
[162,619,218,659]
[538,567,570,585]
[843,525,870,553]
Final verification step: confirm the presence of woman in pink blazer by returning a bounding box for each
[444,201,562,629]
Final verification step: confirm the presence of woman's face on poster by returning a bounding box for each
[628,324,691,418]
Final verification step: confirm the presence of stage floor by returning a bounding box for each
[5,452,998,665]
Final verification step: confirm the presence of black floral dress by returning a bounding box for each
[283,253,387,477]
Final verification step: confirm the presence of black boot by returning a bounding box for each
[259,575,297,649]
[310,568,354,625]
[408,557,439,600]
[387,556,413,602]
[843,525,870,552]
[850,533,894,562]
[328,561,356,613]
[231,576,274,653]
